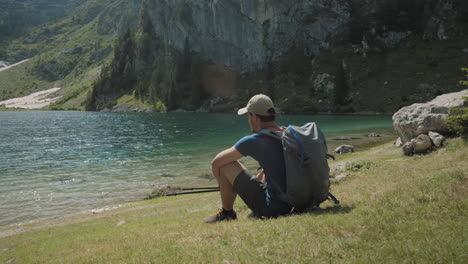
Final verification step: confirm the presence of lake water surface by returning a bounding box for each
[0,111,394,227]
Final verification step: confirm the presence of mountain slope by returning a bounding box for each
[0,0,86,58]
[0,0,142,109]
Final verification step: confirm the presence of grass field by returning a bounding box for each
[0,139,466,263]
[0,59,53,101]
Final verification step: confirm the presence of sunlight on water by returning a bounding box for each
[0,111,393,227]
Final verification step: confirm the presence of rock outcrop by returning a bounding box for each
[401,132,445,156]
[335,145,354,154]
[0,61,9,69]
[392,89,468,143]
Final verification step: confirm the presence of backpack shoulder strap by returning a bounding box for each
[257,128,289,204]
[258,127,284,141]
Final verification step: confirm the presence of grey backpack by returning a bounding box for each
[260,122,338,212]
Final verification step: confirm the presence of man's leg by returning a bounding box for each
[215,161,246,210]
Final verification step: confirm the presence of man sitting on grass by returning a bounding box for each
[204,94,291,223]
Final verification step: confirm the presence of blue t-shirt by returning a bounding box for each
[234,131,290,212]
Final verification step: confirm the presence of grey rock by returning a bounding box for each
[333,137,351,141]
[393,103,447,143]
[172,108,188,113]
[61,47,83,55]
[392,90,468,143]
[413,134,433,153]
[368,133,381,137]
[402,140,416,156]
[313,73,336,95]
[333,164,345,173]
[111,104,133,112]
[196,107,208,113]
[0,61,9,68]
[331,173,347,182]
[377,31,412,49]
[423,0,461,41]
[395,137,403,147]
[428,131,444,147]
[335,145,354,154]
[209,97,224,107]
[108,104,152,113]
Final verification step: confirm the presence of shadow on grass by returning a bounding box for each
[308,204,355,215]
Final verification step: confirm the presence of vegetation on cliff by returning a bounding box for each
[447,73,468,141]
[86,7,206,112]
[448,106,468,141]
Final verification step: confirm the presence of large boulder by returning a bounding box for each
[392,89,468,143]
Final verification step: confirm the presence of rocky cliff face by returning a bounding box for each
[99,0,464,113]
[144,0,467,69]
[144,0,351,71]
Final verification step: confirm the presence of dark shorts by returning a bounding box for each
[233,170,287,218]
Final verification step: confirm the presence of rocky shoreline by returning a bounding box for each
[100,100,395,115]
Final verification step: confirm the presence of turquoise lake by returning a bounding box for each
[0,111,395,227]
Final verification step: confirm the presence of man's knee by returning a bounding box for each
[219,161,246,185]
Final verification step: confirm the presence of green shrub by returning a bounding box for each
[153,99,167,112]
[460,68,468,86]
[345,160,372,172]
[447,106,468,142]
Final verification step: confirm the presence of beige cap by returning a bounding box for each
[237,94,277,116]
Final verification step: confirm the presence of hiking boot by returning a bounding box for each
[247,211,259,219]
[247,211,267,220]
[204,208,237,223]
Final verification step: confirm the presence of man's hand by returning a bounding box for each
[256,168,266,184]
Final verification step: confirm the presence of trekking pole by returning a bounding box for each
[328,192,340,205]
[165,188,219,196]
[181,187,219,191]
